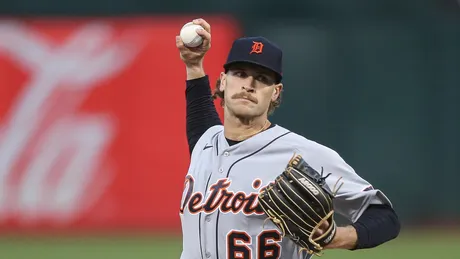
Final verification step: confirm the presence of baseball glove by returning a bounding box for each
[258,154,342,256]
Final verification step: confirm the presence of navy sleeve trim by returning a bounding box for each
[186,75,222,155]
[351,204,401,250]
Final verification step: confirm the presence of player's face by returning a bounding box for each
[220,64,282,120]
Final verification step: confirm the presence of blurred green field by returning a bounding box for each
[0,229,459,259]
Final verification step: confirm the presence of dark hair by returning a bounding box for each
[212,78,282,115]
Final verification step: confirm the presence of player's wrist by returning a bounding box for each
[325,225,358,250]
[186,63,205,80]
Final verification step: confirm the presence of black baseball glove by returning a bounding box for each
[258,154,342,256]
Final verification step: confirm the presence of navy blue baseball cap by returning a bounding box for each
[223,36,283,83]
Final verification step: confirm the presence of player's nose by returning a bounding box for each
[241,85,255,93]
[242,77,256,92]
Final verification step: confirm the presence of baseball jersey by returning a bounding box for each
[179,124,392,259]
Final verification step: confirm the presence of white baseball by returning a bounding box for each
[180,22,204,48]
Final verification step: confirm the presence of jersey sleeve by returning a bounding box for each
[324,152,392,223]
[294,140,392,223]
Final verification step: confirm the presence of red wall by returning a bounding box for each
[0,16,238,233]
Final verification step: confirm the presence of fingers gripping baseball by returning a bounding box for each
[176,18,211,66]
[194,18,211,44]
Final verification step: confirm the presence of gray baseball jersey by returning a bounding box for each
[179,124,392,259]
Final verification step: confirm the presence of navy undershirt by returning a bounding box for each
[184,75,400,249]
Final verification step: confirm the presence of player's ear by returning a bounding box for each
[272,83,283,102]
[219,72,226,92]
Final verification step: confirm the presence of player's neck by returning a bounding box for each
[223,114,271,142]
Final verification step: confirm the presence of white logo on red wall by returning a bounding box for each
[0,21,141,225]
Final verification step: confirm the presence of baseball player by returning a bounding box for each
[176,18,400,259]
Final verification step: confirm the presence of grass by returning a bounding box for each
[0,229,459,259]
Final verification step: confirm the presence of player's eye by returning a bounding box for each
[256,75,266,81]
[233,70,247,78]
[256,75,274,85]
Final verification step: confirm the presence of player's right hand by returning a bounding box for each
[176,18,211,67]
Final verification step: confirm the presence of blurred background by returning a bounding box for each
[0,0,459,258]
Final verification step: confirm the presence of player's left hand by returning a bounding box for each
[258,154,341,256]
[312,220,330,239]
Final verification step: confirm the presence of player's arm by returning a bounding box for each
[185,74,222,154]
[305,147,401,250]
[176,19,223,154]
[325,204,400,250]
